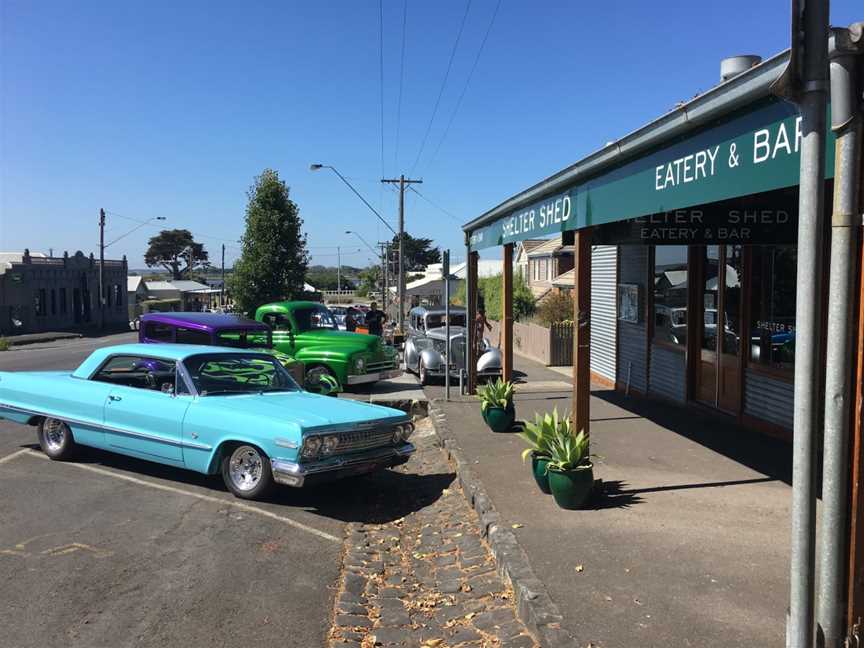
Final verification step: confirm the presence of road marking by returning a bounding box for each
[0,449,32,465]
[17,450,341,544]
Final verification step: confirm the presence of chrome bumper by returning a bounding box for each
[271,442,415,487]
[345,368,402,385]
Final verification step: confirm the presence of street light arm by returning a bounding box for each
[345,231,379,257]
[313,164,397,236]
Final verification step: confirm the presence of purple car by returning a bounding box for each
[137,312,306,386]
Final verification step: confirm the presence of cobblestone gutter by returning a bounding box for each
[327,433,539,647]
[428,403,579,648]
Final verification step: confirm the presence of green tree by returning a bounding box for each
[452,271,535,322]
[144,229,209,279]
[231,169,308,315]
[388,233,440,272]
[356,265,381,297]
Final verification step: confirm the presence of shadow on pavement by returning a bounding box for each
[16,442,454,525]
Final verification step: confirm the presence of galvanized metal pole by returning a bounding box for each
[817,25,863,648]
[788,2,829,646]
[464,234,473,396]
[98,208,105,330]
[444,249,451,401]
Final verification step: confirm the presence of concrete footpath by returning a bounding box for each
[425,358,792,648]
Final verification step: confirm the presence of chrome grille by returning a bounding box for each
[336,427,395,453]
[450,336,466,370]
[367,359,397,372]
[432,339,448,356]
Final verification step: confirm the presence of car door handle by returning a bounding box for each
[108,395,122,402]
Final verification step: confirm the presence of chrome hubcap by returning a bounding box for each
[228,446,263,491]
[44,419,66,452]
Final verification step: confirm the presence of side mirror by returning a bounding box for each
[161,382,175,396]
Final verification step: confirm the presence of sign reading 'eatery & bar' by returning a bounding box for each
[468,98,833,251]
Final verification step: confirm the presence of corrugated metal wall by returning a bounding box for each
[616,246,647,393]
[744,369,794,429]
[591,245,617,382]
[649,345,687,403]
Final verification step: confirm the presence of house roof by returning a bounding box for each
[168,280,211,292]
[145,280,178,292]
[127,276,143,292]
[551,268,575,286]
[526,236,563,258]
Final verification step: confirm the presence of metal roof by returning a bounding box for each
[462,49,791,234]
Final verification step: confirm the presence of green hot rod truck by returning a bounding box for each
[255,301,401,390]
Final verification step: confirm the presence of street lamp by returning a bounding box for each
[310,164,397,236]
[345,230,379,256]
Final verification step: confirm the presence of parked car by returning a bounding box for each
[138,312,308,387]
[0,344,415,499]
[404,306,502,385]
[255,301,401,389]
[329,305,365,331]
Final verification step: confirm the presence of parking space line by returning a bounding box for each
[0,449,32,465]
[16,450,341,543]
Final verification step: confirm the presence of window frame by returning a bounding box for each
[90,353,191,395]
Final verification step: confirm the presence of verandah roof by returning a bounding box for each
[462,49,836,252]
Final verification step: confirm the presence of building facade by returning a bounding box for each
[0,250,128,335]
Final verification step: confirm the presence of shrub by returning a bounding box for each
[0,338,9,352]
[451,270,535,322]
[536,291,574,327]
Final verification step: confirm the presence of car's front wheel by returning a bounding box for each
[418,359,430,386]
[37,417,77,460]
[221,444,274,500]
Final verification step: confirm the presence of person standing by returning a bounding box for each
[474,306,492,359]
[344,309,358,332]
[365,302,386,336]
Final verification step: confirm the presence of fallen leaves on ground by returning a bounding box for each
[575,564,584,572]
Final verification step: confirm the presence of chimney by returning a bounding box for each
[720,55,762,82]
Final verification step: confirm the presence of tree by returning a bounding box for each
[144,229,209,279]
[230,169,308,315]
[452,271,535,322]
[388,233,440,273]
[356,265,381,297]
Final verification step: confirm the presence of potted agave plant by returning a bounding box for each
[544,414,594,510]
[518,411,557,494]
[477,378,515,432]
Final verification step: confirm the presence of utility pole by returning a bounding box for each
[98,208,105,330]
[337,246,341,294]
[379,242,389,309]
[381,174,422,331]
[221,243,226,309]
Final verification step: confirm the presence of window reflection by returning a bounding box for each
[653,246,688,347]
[750,246,796,371]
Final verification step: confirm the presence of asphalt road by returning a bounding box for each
[0,333,416,648]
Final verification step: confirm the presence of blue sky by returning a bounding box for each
[1,1,859,270]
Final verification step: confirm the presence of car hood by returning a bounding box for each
[295,329,384,352]
[201,391,407,429]
[426,326,466,340]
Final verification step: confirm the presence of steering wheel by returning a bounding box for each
[145,372,157,389]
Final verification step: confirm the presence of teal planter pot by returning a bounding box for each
[548,464,594,510]
[531,453,552,494]
[482,404,515,432]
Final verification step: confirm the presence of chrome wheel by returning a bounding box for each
[43,418,67,452]
[228,446,263,492]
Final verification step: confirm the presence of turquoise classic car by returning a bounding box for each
[0,343,415,500]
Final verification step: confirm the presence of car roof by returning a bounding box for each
[141,312,268,331]
[72,343,267,379]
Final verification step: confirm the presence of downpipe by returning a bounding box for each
[817,25,863,648]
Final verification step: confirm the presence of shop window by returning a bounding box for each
[51,289,57,315]
[749,246,796,373]
[59,289,67,314]
[35,289,47,317]
[652,246,688,347]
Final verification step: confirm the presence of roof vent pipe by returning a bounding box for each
[720,55,762,82]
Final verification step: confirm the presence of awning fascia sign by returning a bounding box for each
[468,97,835,251]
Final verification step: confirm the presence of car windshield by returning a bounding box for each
[426,313,466,328]
[183,353,299,396]
[292,306,337,332]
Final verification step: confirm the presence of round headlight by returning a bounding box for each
[321,435,340,455]
[402,422,415,440]
[301,436,322,458]
[354,357,366,372]
[392,426,403,444]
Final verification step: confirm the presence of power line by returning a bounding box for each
[393,0,407,172]
[425,0,501,172]
[408,186,461,224]
[409,0,473,176]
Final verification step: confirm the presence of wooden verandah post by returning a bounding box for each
[502,243,514,383]
[467,249,479,394]
[572,229,591,435]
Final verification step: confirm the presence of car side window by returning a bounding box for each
[144,322,174,341]
[92,355,177,393]
[262,313,292,331]
[176,327,211,345]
